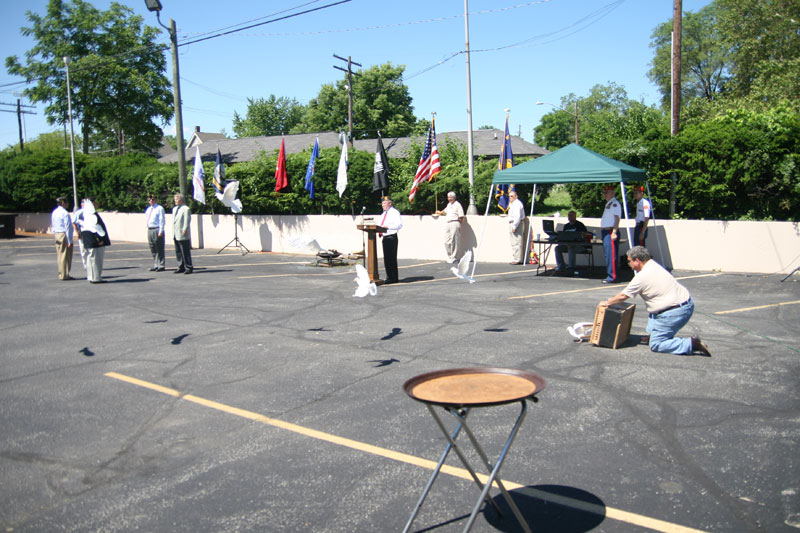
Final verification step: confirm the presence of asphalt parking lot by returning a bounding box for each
[1,234,798,532]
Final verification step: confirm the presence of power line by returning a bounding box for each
[178,0,352,47]
[179,0,327,40]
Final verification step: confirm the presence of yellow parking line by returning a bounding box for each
[105,371,706,533]
[715,300,800,315]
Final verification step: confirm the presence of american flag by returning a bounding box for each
[408,118,441,202]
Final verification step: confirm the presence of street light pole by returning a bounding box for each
[536,101,579,145]
[63,57,78,209]
[145,0,187,197]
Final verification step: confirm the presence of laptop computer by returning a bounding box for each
[542,219,557,239]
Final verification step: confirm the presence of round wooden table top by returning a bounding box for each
[403,368,545,408]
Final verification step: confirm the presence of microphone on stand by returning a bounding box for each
[359,206,367,268]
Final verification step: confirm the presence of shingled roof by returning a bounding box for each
[158,129,548,164]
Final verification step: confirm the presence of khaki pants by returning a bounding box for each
[509,222,525,263]
[55,232,73,280]
[444,222,460,262]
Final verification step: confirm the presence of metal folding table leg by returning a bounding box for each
[402,408,503,533]
[461,401,530,533]
[404,401,531,533]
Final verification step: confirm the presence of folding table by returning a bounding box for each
[402,367,546,533]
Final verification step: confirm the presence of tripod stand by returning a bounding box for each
[218,213,250,255]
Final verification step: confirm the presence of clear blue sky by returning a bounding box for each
[0,0,711,150]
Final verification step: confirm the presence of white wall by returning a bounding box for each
[12,212,800,274]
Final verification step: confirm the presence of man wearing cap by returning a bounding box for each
[633,186,651,247]
[601,246,711,356]
[600,185,621,283]
[51,196,74,280]
[145,194,166,271]
[507,190,526,265]
[435,191,465,264]
[378,196,402,284]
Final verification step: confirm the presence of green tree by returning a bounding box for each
[648,4,731,107]
[715,0,800,105]
[232,95,306,138]
[291,63,418,138]
[5,0,173,155]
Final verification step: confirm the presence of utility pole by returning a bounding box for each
[573,101,579,145]
[0,100,35,152]
[333,54,361,148]
[670,0,682,217]
[169,18,187,198]
[144,1,187,197]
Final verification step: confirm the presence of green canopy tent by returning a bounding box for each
[471,144,659,277]
[492,143,647,184]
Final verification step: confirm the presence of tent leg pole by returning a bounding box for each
[471,184,495,279]
[522,184,537,267]
[620,181,633,248]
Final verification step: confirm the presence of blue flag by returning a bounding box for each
[213,148,225,200]
[304,137,319,200]
[495,116,515,212]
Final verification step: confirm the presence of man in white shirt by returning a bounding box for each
[51,197,73,280]
[145,194,166,271]
[378,196,402,284]
[602,246,710,356]
[600,185,621,283]
[435,191,465,264]
[507,191,526,265]
[633,186,651,247]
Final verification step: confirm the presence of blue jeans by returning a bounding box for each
[601,229,619,281]
[555,244,575,269]
[647,299,694,354]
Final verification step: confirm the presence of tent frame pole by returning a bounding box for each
[620,181,633,246]
[470,184,496,279]
[522,184,537,267]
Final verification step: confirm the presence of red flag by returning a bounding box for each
[275,138,289,194]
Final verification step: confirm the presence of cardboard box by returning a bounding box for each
[590,302,636,349]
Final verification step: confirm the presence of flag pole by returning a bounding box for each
[464,0,477,215]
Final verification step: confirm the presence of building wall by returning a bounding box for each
[13,212,800,274]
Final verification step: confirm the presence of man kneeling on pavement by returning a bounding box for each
[601,246,711,356]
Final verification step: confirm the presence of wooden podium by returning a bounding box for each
[357,223,387,284]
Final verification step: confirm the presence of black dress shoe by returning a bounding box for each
[183,269,193,275]
[691,336,711,356]
[156,267,165,272]
[174,269,185,274]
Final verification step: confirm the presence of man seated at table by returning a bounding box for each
[555,210,589,271]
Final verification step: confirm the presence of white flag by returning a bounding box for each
[192,146,205,204]
[336,142,348,198]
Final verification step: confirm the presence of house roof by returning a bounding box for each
[158,129,548,164]
[185,130,227,150]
